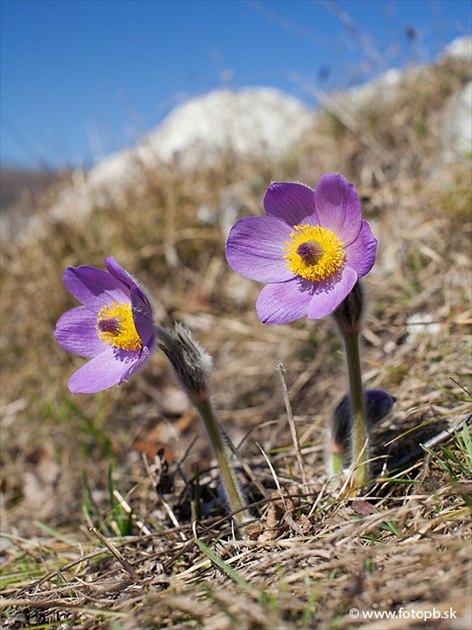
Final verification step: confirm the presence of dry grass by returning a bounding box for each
[1,54,471,629]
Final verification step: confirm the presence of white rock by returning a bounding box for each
[439,35,472,62]
[45,87,313,225]
[335,67,404,111]
[441,81,472,159]
[140,87,314,168]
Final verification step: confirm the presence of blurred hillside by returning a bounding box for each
[0,166,60,212]
[3,37,471,243]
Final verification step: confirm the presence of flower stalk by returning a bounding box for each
[194,398,250,525]
[155,324,251,525]
[343,332,369,487]
[332,281,369,487]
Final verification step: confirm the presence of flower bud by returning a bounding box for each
[328,388,396,459]
[155,324,213,404]
[332,281,364,337]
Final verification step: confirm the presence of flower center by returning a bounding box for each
[96,302,142,351]
[284,224,345,282]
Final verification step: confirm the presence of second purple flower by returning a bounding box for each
[225,174,378,325]
[54,256,156,394]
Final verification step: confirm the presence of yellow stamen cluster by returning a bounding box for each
[96,302,142,351]
[284,224,345,282]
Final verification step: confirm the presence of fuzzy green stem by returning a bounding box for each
[330,451,344,476]
[195,398,251,525]
[343,333,368,487]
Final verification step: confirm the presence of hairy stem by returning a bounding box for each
[330,451,344,476]
[343,333,368,487]
[195,398,251,525]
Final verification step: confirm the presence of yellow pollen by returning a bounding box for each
[284,224,345,282]
[96,302,142,351]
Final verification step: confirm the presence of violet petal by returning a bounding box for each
[255,278,314,325]
[63,265,129,308]
[121,345,154,384]
[54,306,103,358]
[263,182,318,226]
[344,220,378,278]
[68,346,137,394]
[105,256,139,291]
[130,286,155,348]
[307,266,358,319]
[314,174,362,245]
[226,216,293,282]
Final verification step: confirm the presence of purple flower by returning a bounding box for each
[54,257,155,394]
[225,174,378,325]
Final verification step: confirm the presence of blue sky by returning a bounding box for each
[1,0,470,169]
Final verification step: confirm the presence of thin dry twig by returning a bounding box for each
[88,528,141,582]
[277,362,310,493]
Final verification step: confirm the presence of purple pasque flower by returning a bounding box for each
[225,174,378,325]
[54,256,155,394]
